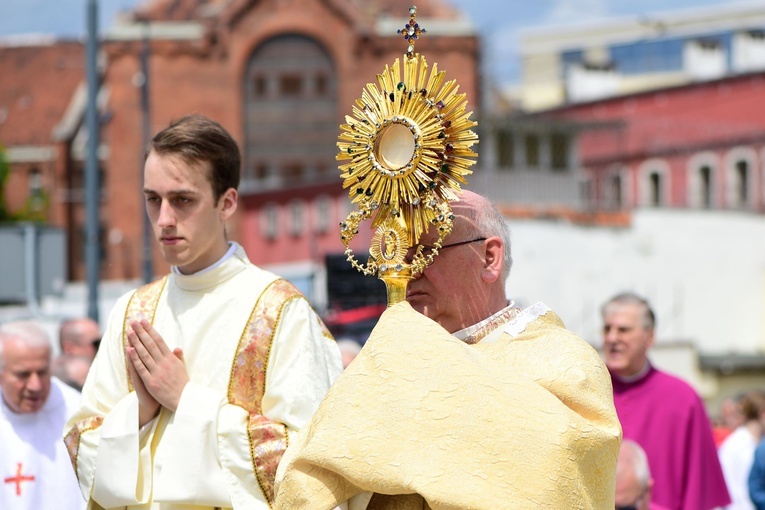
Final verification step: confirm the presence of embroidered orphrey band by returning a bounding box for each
[228,278,303,506]
[121,276,168,391]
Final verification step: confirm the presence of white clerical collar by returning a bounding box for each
[614,362,651,383]
[172,242,237,276]
[453,301,516,344]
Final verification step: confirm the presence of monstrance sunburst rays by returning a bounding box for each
[337,5,478,304]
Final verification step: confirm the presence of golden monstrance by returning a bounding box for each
[337,5,479,306]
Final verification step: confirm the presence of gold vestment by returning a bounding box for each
[275,301,621,509]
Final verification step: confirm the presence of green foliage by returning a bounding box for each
[0,144,49,223]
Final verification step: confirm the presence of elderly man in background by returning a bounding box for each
[0,321,84,510]
[275,190,622,510]
[603,292,729,510]
[616,439,671,510]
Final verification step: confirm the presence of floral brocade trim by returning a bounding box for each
[63,416,104,480]
[463,307,521,345]
[248,416,289,506]
[228,278,302,506]
[122,276,168,391]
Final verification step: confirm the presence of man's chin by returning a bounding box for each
[405,297,427,314]
[160,247,185,266]
[605,359,625,374]
[20,402,44,413]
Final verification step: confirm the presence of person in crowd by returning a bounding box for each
[615,439,672,510]
[64,114,343,509]
[58,318,101,362]
[719,389,765,510]
[748,429,765,510]
[274,190,621,509]
[0,321,84,510]
[51,353,91,391]
[714,394,747,447]
[603,292,730,510]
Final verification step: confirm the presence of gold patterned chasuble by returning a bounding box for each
[275,301,621,510]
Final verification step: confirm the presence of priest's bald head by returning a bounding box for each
[601,292,656,378]
[0,321,53,414]
[405,190,511,333]
[59,317,100,362]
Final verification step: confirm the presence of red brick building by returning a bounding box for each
[0,0,479,297]
[541,72,765,214]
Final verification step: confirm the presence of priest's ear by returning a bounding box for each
[218,188,238,221]
[481,236,503,284]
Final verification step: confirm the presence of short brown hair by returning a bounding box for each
[146,114,241,201]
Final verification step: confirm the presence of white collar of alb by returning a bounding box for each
[453,301,516,343]
[171,242,237,276]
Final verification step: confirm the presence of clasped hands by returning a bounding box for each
[126,320,189,427]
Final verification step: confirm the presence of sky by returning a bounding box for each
[0,0,754,86]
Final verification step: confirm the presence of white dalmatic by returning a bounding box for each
[1,377,85,510]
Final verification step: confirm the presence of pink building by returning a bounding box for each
[542,71,765,214]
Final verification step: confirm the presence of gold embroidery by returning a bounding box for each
[63,416,104,479]
[228,278,303,506]
[463,307,521,345]
[122,276,168,391]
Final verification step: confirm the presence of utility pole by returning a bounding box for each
[85,0,101,322]
[140,21,153,283]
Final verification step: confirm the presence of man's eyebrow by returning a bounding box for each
[143,188,197,196]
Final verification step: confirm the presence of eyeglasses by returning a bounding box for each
[407,237,487,260]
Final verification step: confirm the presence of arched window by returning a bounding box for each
[243,35,337,192]
[261,202,279,241]
[611,173,622,209]
[735,160,749,207]
[725,148,757,209]
[638,159,670,207]
[602,166,624,210]
[313,195,332,234]
[289,199,306,237]
[698,165,712,208]
[648,172,662,206]
[686,152,718,209]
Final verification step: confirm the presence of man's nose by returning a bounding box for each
[157,201,175,227]
[26,373,43,391]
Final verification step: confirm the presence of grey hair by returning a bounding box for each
[601,292,655,330]
[620,439,651,488]
[460,197,513,283]
[0,321,52,370]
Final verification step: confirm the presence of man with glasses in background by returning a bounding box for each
[52,318,101,391]
[275,190,622,509]
[58,318,100,362]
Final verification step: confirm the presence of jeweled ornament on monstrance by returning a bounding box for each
[337,5,478,306]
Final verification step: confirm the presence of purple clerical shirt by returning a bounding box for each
[611,365,730,510]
